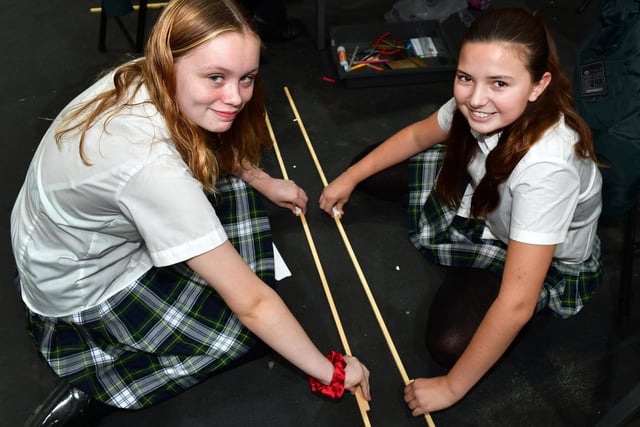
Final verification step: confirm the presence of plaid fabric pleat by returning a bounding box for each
[25,176,274,409]
[407,145,603,318]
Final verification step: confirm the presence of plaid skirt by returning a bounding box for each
[407,145,603,318]
[25,176,275,409]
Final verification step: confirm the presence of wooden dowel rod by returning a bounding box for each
[282,88,329,187]
[265,113,371,425]
[89,3,168,13]
[283,87,436,427]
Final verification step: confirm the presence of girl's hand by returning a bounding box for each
[262,177,308,215]
[319,173,357,218]
[404,376,461,416]
[234,163,307,215]
[344,355,372,401]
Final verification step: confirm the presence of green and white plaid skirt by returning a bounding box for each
[25,176,275,409]
[407,145,603,318]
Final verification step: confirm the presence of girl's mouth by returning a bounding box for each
[469,110,494,120]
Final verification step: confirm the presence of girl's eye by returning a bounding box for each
[494,80,507,88]
[209,75,223,83]
[241,74,256,84]
[457,74,471,83]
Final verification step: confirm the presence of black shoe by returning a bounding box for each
[25,381,91,427]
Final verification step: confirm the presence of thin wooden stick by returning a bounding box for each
[89,3,168,13]
[283,87,436,427]
[265,113,371,426]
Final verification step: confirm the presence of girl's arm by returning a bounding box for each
[319,111,448,216]
[234,160,308,215]
[404,240,555,414]
[187,241,371,398]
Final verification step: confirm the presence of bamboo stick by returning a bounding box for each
[283,86,436,427]
[265,112,371,426]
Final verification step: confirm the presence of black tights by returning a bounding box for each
[350,144,501,368]
[426,267,501,368]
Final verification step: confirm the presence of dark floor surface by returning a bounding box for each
[2,0,639,426]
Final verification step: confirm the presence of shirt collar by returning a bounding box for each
[471,129,501,154]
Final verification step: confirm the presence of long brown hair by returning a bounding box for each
[55,0,270,193]
[435,8,597,217]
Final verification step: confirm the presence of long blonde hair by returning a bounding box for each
[55,0,270,193]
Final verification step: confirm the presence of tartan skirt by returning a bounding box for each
[407,145,603,318]
[25,176,275,409]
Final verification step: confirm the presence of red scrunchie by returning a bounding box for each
[309,351,346,399]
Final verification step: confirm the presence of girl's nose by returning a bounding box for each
[469,84,488,108]
[222,83,242,107]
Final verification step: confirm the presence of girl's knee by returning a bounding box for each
[425,320,468,369]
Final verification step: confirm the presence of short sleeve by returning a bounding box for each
[437,97,457,132]
[118,155,227,266]
[509,160,580,245]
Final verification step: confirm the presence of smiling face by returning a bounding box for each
[174,30,261,133]
[453,41,550,135]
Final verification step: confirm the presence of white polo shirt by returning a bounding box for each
[437,98,602,263]
[11,71,228,317]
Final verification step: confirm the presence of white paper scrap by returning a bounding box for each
[273,243,292,280]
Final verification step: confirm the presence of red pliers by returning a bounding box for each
[372,31,404,56]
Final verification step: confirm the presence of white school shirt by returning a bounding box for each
[437,98,602,263]
[11,71,228,317]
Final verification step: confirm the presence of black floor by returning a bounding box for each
[2,1,639,426]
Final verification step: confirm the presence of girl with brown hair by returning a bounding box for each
[320,7,602,415]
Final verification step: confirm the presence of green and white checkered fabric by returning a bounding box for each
[26,176,274,409]
[407,145,603,318]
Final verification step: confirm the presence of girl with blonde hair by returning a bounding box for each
[13,1,370,424]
